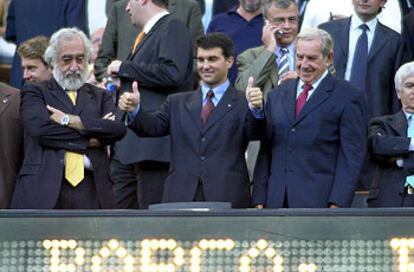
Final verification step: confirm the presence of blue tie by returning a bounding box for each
[407,115,414,187]
[350,24,369,91]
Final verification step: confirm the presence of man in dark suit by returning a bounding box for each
[319,0,405,189]
[10,28,126,209]
[118,33,264,208]
[107,0,194,209]
[367,61,414,207]
[5,0,87,88]
[0,82,22,208]
[95,0,204,82]
[403,10,414,61]
[252,28,367,208]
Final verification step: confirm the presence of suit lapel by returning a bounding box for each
[74,84,92,115]
[368,22,388,62]
[294,74,334,124]
[0,88,11,118]
[128,15,169,60]
[334,18,351,77]
[389,111,408,136]
[49,79,74,112]
[185,90,203,131]
[203,86,237,132]
[281,80,298,125]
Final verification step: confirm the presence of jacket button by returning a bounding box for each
[201,137,206,142]
[291,127,296,132]
[200,156,205,161]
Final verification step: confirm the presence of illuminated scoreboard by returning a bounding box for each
[0,209,414,272]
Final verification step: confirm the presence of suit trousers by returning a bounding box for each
[55,171,100,209]
[111,158,169,209]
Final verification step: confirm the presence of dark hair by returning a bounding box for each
[263,0,297,19]
[17,36,49,64]
[195,32,235,59]
[152,0,168,8]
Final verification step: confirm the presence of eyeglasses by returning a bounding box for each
[59,54,85,66]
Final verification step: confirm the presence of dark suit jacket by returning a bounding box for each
[114,14,194,165]
[403,11,414,61]
[129,86,264,208]
[319,17,404,120]
[0,83,22,208]
[367,111,414,207]
[95,0,203,81]
[5,0,87,88]
[10,79,126,209]
[253,74,367,208]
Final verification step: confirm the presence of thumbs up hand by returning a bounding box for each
[246,77,263,109]
[118,81,141,112]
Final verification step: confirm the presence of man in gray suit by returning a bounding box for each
[319,0,405,190]
[95,0,204,82]
[235,0,299,97]
[235,0,299,177]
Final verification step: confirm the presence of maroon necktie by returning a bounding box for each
[201,90,215,126]
[295,83,312,118]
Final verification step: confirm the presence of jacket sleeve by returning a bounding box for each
[329,90,367,207]
[21,84,88,152]
[235,48,277,92]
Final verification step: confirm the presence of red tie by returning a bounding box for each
[295,83,312,118]
[201,90,214,126]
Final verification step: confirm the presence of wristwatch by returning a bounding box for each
[60,115,70,126]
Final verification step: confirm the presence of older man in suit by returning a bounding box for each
[5,0,87,88]
[107,0,194,209]
[367,62,414,207]
[119,33,264,208]
[10,28,126,209]
[318,0,405,190]
[95,0,203,82]
[0,82,22,208]
[253,28,367,208]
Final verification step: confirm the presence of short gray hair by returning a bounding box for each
[44,27,92,66]
[263,0,297,19]
[395,62,414,91]
[296,28,334,58]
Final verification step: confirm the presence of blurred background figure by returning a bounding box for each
[0,0,15,67]
[195,0,238,31]
[5,0,87,88]
[207,0,265,83]
[302,0,402,34]
[0,82,22,208]
[17,36,52,83]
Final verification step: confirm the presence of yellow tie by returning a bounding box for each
[65,90,84,187]
[132,31,145,53]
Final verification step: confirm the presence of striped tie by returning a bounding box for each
[406,115,414,188]
[278,47,290,84]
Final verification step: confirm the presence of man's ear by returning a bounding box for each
[226,56,234,69]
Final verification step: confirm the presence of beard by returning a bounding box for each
[240,0,262,12]
[53,66,88,90]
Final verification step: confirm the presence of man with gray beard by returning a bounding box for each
[10,28,126,209]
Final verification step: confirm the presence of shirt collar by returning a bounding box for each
[143,10,169,33]
[201,80,230,101]
[350,13,377,33]
[276,42,295,57]
[297,70,329,91]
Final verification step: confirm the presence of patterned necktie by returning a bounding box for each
[132,31,145,53]
[406,115,414,188]
[295,83,312,118]
[65,90,84,187]
[278,47,290,83]
[201,90,215,126]
[350,24,369,91]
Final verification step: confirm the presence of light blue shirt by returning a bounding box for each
[201,80,263,119]
[276,42,295,72]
